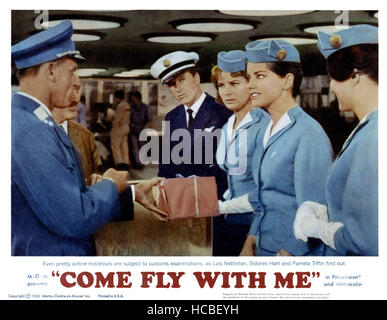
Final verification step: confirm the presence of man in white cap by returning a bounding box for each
[11,20,164,256]
[151,51,232,198]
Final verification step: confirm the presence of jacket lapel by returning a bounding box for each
[190,95,215,147]
[336,111,376,158]
[191,95,212,129]
[174,105,188,130]
[263,106,301,150]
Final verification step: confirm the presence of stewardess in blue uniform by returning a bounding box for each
[293,25,378,256]
[211,50,270,255]
[240,40,334,256]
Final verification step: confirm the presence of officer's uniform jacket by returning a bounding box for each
[158,93,232,198]
[11,93,127,256]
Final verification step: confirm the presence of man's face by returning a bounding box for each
[51,57,79,109]
[166,70,202,107]
[52,77,82,123]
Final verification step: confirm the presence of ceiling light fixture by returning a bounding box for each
[76,68,106,77]
[171,18,257,33]
[43,19,120,30]
[177,22,253,32]
[72,33,101,42]
[114,69,151,78]
[40,14,126,30]
[302,24,350,34]
[219,10,313,17]
[144,32,215,44]
[147,36,212,44]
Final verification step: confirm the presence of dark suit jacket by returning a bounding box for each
[68,120,99,180]
[158,93,232,198]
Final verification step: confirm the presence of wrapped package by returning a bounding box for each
[156,176,220,220]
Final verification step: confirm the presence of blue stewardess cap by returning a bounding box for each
[245,39,300,63]
[11,20,85,69]
[317,24,378,59]
[217,50,247,73]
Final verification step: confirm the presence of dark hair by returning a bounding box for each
[15,64,42,80]
[165,66,199,86]
[265,61,303,98]
[130,90,142,100]
[327,44,378,83]
[185,66,199,77]
[114,90,125,99]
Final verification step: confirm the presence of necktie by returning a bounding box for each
[187,108,194,130]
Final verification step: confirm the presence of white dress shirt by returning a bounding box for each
[262,111,292,147]
[17,91,52,117]
[60,120,68,134]
[183,92,206,127]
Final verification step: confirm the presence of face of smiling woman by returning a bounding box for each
[246,62,284,109]
[217,71,251,112]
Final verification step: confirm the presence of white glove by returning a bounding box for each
[294,201,328,241]
[218,194,254,214]
[293,201,344,250]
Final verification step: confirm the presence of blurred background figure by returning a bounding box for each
[89,102,114,172]
[110,90,131,170]
[75,95,87,127]
[129,91,151,169]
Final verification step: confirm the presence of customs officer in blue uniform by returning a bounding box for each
[11,21,163,256]
[240,40,334,256]
[293,25,378,256]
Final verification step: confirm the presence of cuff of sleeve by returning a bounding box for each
[248,215,260,236]
[131,185,135,202]
[319,221,344,250]
[102,177,115,184]
[218,194,254,214]
[115,186,134,222]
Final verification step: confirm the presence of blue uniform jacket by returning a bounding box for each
[216,108,270,226]
[249,106,334,256]
[158,93,233,198]
[325,111,378,256]
[12,93,127,256]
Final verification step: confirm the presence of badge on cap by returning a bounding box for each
[329,34,343,49]
[246,39,300,63]
[163,59,171,67]
[276,49,287,61]
[317,25,378,59]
